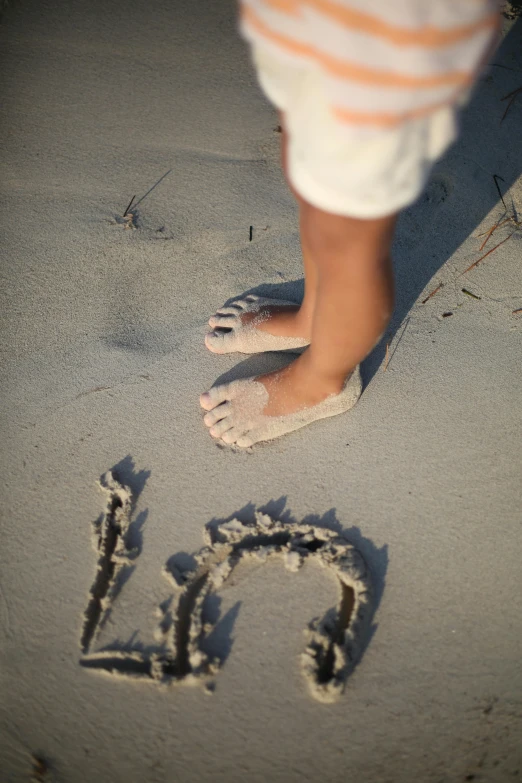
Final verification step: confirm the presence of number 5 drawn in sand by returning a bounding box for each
[80,471,375,703]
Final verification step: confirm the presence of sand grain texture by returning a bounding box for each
[1,1,522,781]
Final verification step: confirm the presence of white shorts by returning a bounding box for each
[252,45,461,219]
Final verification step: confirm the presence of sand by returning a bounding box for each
[1,1,521,781]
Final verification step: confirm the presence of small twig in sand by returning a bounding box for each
[132,169,172,211]
[249,225,253,242]
[461,234,514,275]
[472,177,521,262]
[512,308,522,315]
[31,754,49,781]
[75,385,112,400]
[462,288,481,300]
[500,85,522,123]
[493,174,507,211]
[478,216,511,250]
[384,317,411,372]
[422,282,443,304]
[123,195,136,218]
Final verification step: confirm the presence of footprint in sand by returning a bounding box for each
[398,173,452,245]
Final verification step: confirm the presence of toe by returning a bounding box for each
[204,331,226,354]
[203,402,233,427]
[200,382,234,411]
[235,434,254,448]
[220,427,244,445]
[216,305,243,316]
[209,418,234,438]
[208,313,237,328]
[205,331,238,354]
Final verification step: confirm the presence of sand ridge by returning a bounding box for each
[80,472,374,703]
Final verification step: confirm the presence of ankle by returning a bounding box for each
[293,353,347,391]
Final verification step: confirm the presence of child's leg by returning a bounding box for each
[282,119,319,333]
[200,200,396,444]
[293,202,396,398]
[205,122,317,348]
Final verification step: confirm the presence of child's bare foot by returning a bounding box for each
[200,354,362,448]
[205,295,311,354]
[255,358,344,415]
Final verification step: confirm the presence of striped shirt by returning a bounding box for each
[239,0,500,132]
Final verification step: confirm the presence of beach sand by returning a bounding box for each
[1,1,521,781]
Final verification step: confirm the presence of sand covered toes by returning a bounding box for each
[200,367,362,447]
[205,294,310,354]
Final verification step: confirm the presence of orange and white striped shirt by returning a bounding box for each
[239,0,500,132]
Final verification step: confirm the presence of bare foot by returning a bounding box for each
[200,354,361,447]
[237,303,310,339]
[255,356,344,416]
[205,295,312,354]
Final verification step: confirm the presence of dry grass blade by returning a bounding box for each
[462,288,481,300]
[500,85,522,101]
[31,754,49,781]
[500,85,522,123]
[493,174,507,211]
[478,217,510,250]
[383,342,390,372]
[461,234,514,275]
[477,218,505,237]
[421,282,443,304]
[123,195,136,217]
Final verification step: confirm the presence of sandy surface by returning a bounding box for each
[1,1,522,781]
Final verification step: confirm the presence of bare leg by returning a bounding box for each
[201,200,397,444]
[212,116,318,342]
[281,117,319,331]
[257,203,396,415]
